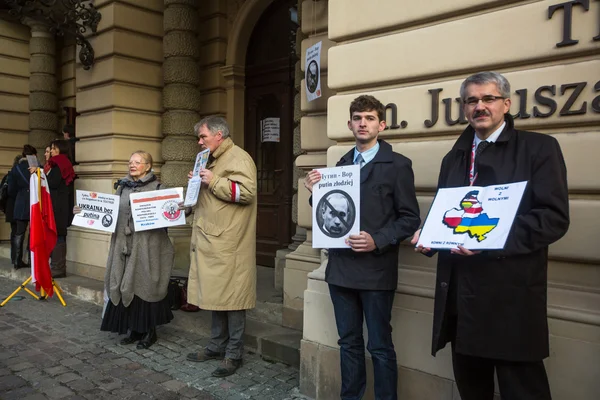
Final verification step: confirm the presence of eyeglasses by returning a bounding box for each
[464,95,505,107]
[128,161,147,166]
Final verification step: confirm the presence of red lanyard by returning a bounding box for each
[469,142,477,186]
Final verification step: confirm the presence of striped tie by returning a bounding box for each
[355,154,365,168]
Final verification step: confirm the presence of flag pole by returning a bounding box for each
[2,168,67,307]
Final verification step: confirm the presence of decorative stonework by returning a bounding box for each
[161,0,201,188]
[26,21,58,151]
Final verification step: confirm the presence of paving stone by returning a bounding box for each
[44,365,70,376]
[22,394,50,400]
[0,275,305,400]
[8,361,35,372]
[56,372,81,384]
[0,374,28,389]
[1,386,37,400]
[161,378,188,392]
[65,378,96,392]
[41,385,75,399]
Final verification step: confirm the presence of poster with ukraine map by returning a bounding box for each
[417,181,528,250]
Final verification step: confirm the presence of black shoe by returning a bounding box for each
[120,331,143,345]
[211,358,242,377]
[136,329,157,349]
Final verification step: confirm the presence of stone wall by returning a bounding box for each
[0,19,30,240]
[300,1,600,399]
[68,0,165,279]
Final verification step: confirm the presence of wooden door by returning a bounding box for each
[245,63,294,267]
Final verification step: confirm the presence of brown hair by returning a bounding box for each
[22,144,37,157]
[349,95,386,122]
[131,150,153,170]
[50,139,69,155]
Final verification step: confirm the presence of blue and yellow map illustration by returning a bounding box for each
[442,190,499,242]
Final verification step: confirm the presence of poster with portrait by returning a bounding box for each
[305,41,322,102]
[130,187,186,232]
[312,165,360,248]
[184,149,210,207]
[72,190,120,233]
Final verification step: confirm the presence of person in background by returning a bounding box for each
[46,140,75,278]
[62,124,77,164]
[43,145,51,172]
[7,145,37,270]
[90,150,174,349]
[3,155,22,267]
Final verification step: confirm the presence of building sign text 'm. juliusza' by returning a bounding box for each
[384,0,600,130]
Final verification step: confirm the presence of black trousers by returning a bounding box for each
[451,343,552,400]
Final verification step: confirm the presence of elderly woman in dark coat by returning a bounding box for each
[7,145,37,270]
[96,150,174,349]
[46,139,75,278]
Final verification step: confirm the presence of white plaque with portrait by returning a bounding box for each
[312,165,360,249]
[305,41,322,102]
[130,187,186,232]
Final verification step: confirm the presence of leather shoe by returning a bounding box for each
[186,348,224,362]
[120,331,143,345]
[211,358,242,377]
[136,328,157,349]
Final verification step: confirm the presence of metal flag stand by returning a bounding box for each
[1,168,67,307]
[0,277,67,307]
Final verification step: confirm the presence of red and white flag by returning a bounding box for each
[30,169,57,296]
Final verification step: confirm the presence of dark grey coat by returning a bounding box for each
[104,173,175,307]
[7,159,31,221]
[324,140,421,290]
[431,114,570,362]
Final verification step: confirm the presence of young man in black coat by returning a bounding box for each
[305,95,421,400]
[413,71,570,400]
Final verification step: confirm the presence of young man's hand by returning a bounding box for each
[304,170,322,193]
[346,231,376,252]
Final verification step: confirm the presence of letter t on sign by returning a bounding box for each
[548,0,590,47]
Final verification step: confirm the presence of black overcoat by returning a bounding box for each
[431,115,570,362]
[4,170,16,223]
[46,165,71,237]
[7,160,31,221]
[324,139,421,290]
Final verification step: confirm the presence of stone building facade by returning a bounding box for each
[0,1,598,399]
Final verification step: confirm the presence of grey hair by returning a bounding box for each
[193,116,230,139]
[460,71,511,101]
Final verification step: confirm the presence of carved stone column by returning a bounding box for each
[26,20,58,153]
[161,0,201,188]
[162,0,201,270]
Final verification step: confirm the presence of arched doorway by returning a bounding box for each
[244,0,298,267]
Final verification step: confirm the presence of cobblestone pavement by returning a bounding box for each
[0,276,310,400]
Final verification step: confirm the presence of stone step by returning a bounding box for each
[0,246,301,368]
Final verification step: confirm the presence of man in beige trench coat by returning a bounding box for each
[183,115,257,378]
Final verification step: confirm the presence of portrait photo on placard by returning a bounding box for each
[306,60,319,94]
[316,190,356,238]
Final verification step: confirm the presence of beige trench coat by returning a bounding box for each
[187,138,257,310]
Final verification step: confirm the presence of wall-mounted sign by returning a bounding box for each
[305,41,322,102]
[261,118,280,142]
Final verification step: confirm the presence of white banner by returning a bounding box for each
[417,181,528,250]
[72,190,120,233]
[130,187,186,232]
[312,165,360,249]
[305,41,322,102]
